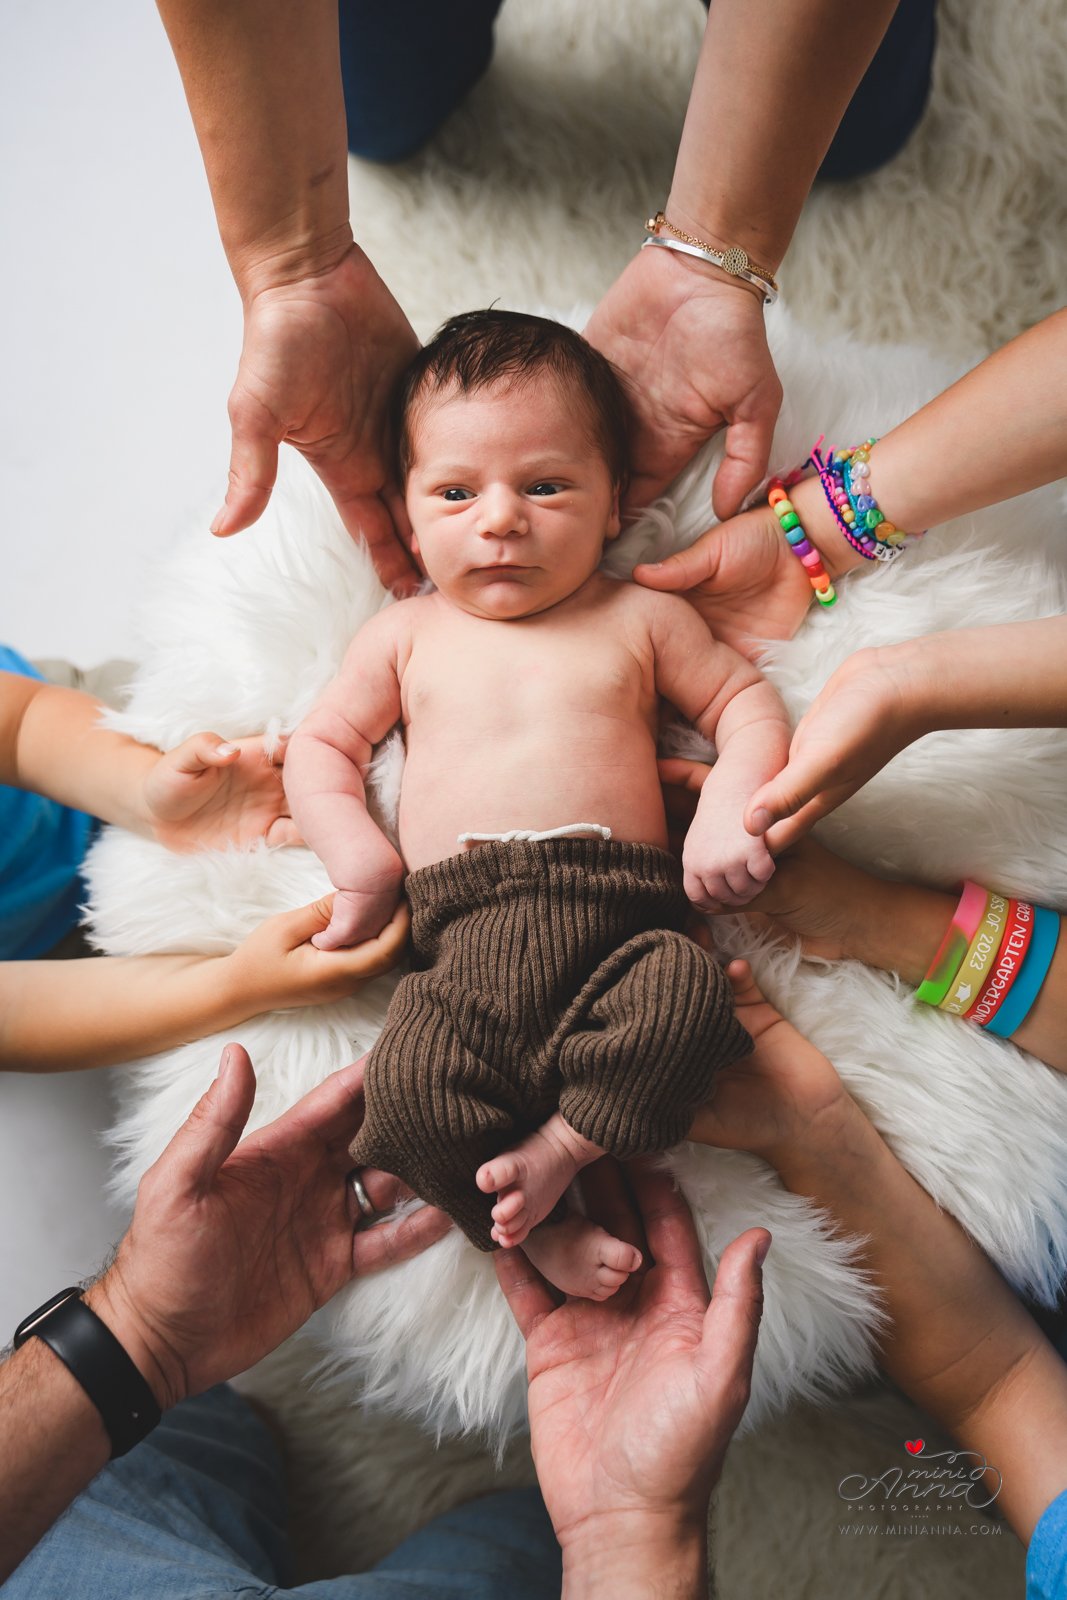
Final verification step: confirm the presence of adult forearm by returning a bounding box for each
[0,1340,111,1582]
[670,0,898,268]
[0,953,255,1072]
[562,1515,707,1599]
[155,0,352,295]
[770,1099,1067,1541]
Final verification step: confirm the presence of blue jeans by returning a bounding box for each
[339,0,937,181]
[6,1386,562,1598]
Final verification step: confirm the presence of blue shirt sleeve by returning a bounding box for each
[0,646,98,959]
[1028,1488,1067,1599]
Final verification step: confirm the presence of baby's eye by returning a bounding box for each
[441,487,474,502]
[528,482,561,497]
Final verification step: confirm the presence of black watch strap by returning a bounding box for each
[14,1288,162,1458]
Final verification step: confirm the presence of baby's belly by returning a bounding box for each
[398,736,669,871]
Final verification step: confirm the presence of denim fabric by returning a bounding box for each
[5,1385,561,1599]
[338,0,937,179]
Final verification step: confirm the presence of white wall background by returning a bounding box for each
[1,1,243,1331]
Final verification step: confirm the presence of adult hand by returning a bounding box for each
[496,1160,768,1595]
[634,501,814,660]
[227,895,410,1010]
[212,246,422,595]
[585,248,782,522]
[143,732,297,851]
[88,1045,450,1410]
[745,646,924,847]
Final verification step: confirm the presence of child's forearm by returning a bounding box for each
[897,618,1067,734]
[1,676,156,832]
[836,873,1067,1074]
[0,953,261,1073]
[771,1098,1067,1542]
[790,310,1067,579]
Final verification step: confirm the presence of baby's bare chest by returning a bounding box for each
[401,614,654,737]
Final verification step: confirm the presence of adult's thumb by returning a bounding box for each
[211,411,281,537]
[699,1228,769,1414]
[633,527,722,592]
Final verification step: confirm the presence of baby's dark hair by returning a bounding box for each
[394,308,631,489]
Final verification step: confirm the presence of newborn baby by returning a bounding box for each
[285,310,790,1298]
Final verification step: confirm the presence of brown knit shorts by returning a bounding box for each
[348,837,752,1249]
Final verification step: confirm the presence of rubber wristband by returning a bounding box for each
[984,904,1060,1038]
[915,882,990,1006]
[939,892,1009,1015]
[965,900,1034,1025]
[16,1292,162,1458]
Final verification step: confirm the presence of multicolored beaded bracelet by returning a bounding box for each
[809,439,905,564]
[767,478,836,607]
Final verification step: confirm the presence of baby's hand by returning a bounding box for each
[313,878,403,951]
[144,733,298,852]
[682,812,776,913]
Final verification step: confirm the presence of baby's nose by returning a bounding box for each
[477,485,529,538]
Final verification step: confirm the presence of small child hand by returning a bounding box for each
[312,880,404,951]
[144,733,298,852]
[228,896,410,1011]
[682,817,776,912]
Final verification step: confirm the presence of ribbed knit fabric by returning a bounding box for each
[348,838,752,1249]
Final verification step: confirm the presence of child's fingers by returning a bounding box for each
[726,959,765,1006]
[170,732,241,775]
[657,757,714,794]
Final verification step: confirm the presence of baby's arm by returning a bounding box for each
[284,607,406,949]
[650,593,791,909]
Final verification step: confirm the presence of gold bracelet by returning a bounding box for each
[645,211,779,301]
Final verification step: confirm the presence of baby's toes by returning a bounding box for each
[492,1189,527,1227]
[601,1238,643,1275]
[590,1265,630,1300]
[476,1153,524,1194]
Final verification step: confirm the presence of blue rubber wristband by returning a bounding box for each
[984,904,1060,1037]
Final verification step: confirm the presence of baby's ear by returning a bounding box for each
[604,486,622,542]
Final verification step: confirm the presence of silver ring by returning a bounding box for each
[348,1171,377,1225]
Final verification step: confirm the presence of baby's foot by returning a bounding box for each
[477,1113,605,1247]
[520,1213,642,1301]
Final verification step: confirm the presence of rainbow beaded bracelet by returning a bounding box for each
[767,479,836,607]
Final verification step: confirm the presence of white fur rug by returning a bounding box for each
[92,307,1067,1447]
[87,0,1066,1587]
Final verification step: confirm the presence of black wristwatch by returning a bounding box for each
[14,1288,162,1458]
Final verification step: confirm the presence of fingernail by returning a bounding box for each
[220,1045,234,1071]
[217,742,238,757]
[209,509,225,535]
[755,1235,772,1267]
[749,807,771,833]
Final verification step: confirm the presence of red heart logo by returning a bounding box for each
[905,1439,924,1455]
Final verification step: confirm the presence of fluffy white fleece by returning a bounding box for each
[91,308,1067,1443]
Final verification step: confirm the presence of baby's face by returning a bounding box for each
[404,375,621,620]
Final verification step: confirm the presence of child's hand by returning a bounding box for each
[633,503,815,662]
[745,647,924,850]
[143,734,298,852]
[682,811,776,912]
[227,896,410,1012]
[312,877,404,951]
